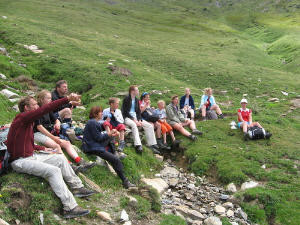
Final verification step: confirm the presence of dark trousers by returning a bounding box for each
[88,149,127,183]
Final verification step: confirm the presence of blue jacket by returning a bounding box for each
[199,95,216,109]
[180,95,195,110]
[82,119,110,153]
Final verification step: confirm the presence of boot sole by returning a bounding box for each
[73,192,95,198]
[64,210,90,219]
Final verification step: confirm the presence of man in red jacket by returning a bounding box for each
[7,93,95,219]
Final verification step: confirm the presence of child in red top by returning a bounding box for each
[237,99,263,140]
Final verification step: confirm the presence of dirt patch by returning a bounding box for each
[108,66,132,77]
[291,98,300,109]
[14,75,38,91]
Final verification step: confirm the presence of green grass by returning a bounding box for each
[0,0,299,224]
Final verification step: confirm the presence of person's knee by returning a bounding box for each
[47,166,61,178]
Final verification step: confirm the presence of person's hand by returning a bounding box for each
[53,136,62,144]
[70,101,81,106]
[53,123,60,132]
[67,93,81,102]
[185,118,190,123]
[135,120,142,127]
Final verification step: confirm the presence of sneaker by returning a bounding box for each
[63,206,90,219]
[118,141,126,152]
[149,145,161,154]
[219,114,224,119]
[72,187,96,198]
[74,160,96,173]
[192,129,203,135]
[135,145,143,154]
[265,132,272,139]
[162,143,171,150]
[188,135,197,141]
[123,179,136,189]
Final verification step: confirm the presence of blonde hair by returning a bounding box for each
[204,88,212,95]
[109,97,120,105]
[157,100,165,106]
[37,90,51,106]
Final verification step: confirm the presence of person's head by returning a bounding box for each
[89,106,103,120]
[18,96,39,112]
[157,100,165,109]
[55,80,68,96]
[185,88,191,96]
[109,97,120,110]
[140,92,150,102]
[204,88,213,96]
[240,99,248,109]
[171,95,179,105]
[37,90,52,106]
[128,85,139,97]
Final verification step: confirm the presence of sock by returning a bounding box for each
[74,156,81,163]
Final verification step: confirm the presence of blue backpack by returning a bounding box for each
[0,127,10,175]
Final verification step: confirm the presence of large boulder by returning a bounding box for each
[0,89,19,99]
[141,178,168,194]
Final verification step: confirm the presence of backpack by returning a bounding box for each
[0,127,10,175]
[247,126,266,140]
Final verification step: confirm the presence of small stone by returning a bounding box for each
[268,97,279,102]
[2,16,7,19]
[214,205,226,215]
[125,194,138,207]
[120,209,129,222]
[96,211,112,221]
[219,194,229,201]
[124,221,132,225]
[154,154,164,162]
[155,173,161,177]
[53,214,61,221]
[204,216,222,225]
[226,209,234,217]
[243,94,248,97]
[160,166,180,178]
[241,180,259,191]
[238,208,248,220]
[39,213,44,224]
[231,222,239,225]
[261,164,266,169]
[15,219,20,225]
[12,104,19,112]
[0,73,7,79]
[200,208,207,214]
[281,91,288,96]
[223,202,234,208]
[169,178,179,187]
[0,89,19,99]
[226,183,237,193]
[141,178,168,194]
[0,218,9,225]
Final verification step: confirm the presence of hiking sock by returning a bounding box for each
[75,156,81,163]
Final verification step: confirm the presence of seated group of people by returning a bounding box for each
[5,80,271,219]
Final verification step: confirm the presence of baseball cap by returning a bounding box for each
[240,99,248,104]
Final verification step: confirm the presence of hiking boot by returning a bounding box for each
[192,129,203,135]
[72,187,96,198]
[219,114,224,119]
[135,145,143,154]
[63,206,90,219]
[117,141,126,152]
[163,143,171,150]
[74,160,96,173]
[244,132,249,141]
[265,132,272,139]
[157,139,170,150]
[149,145,161,154]
[188,135,197,141]
[123,179,136,189]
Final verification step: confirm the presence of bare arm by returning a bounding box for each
[37,125,61,144]
[238,112,244,122]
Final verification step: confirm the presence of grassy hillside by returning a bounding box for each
[0,0,299,224]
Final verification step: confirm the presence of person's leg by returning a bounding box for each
[164,122,176,142]
[96,150,127,183]
[188,120,196,130]
[60,140,79,161]
[142,120,157,146]
[211,104,222,115]
[125,118,141,146]
[242,122,248,133]
[59,108,72,123]
[201,106,207,117]
[251,122,262,128]
[189,109,195,120]
[11,154,79,211]
[169,131,176,142]
[155,122,162,139]
[43,139,63,154]
[160,122,167,144]
[173,123,191,137]
[116,124,126,141]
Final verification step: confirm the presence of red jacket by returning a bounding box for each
[7,97,69,161]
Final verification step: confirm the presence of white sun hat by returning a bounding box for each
[240,99,248,104]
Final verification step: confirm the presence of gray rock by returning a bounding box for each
[161,166,180,178]
[141,178,168,194]
[12,104,19,112]
[226,209,234,217]
[214,205,226,215]
[120,209,129,222]
[204,216,222,225]
[0,89,19,99]
[96,211,112,221]
[199,208,207,214]
[226,183,237,193]
[238,208,248,220]
[230,222,239,225]
[169,178,179,187]
[0,218,10,225]
[124,221,132,225]
[241,180,259,191]
[219,194,229,201]
[175,205,205,220]
[0,73,6,79]
[154,154,164,162]
[223,202,234,208]
[268,97,279,102]
[115,91,128,96]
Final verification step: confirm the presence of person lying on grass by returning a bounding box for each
[166,95,202,141]
[238,98,272,140]
[82,106,136,189]
[7,94,95,219]
[34,90,96,173]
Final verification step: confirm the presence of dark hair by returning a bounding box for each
[108,97,120,105]
[89,106,102,119]
[171,95,178,100]
[128,85,137,95]
[140,92,149,101]
[18,96,34,112]
[56,80,67,89]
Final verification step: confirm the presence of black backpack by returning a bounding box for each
[247,126,266,140]
[0,127,10,175]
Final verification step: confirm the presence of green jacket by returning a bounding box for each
[166,103,185,123]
